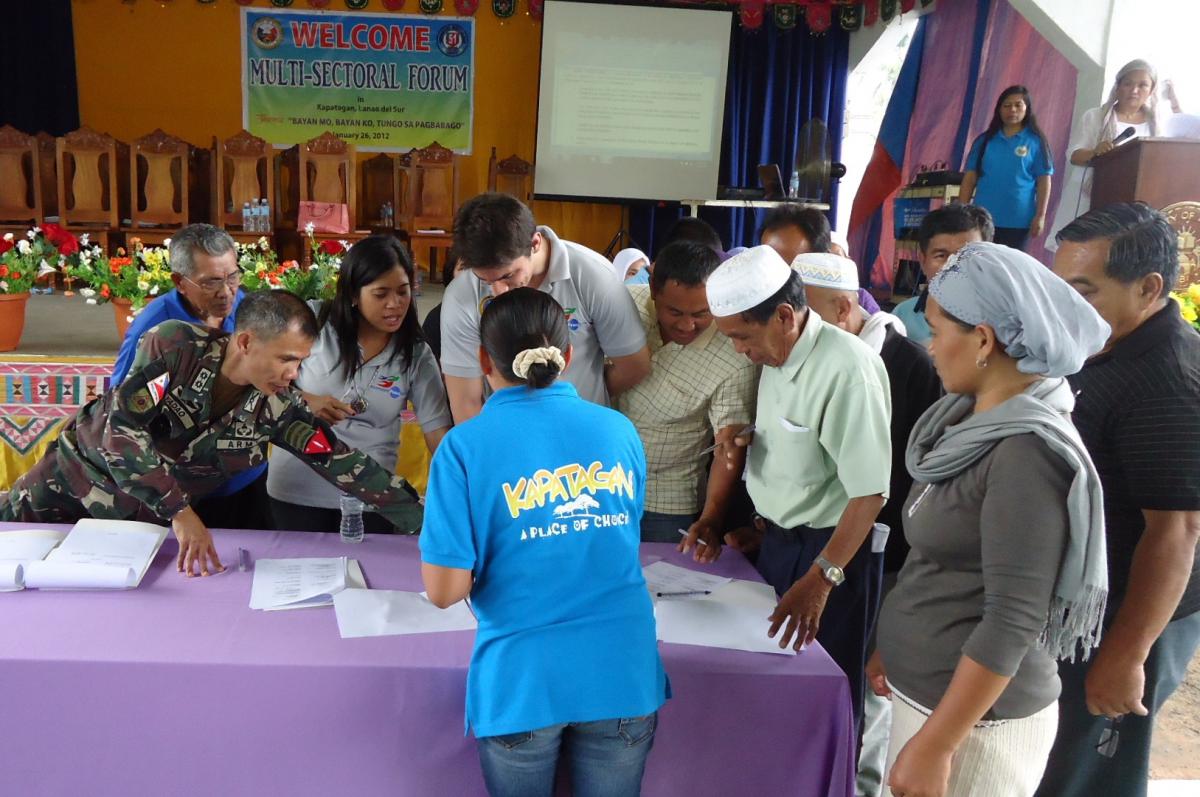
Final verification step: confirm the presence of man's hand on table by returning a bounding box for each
[172,506,225,577]
[768,568,831,651]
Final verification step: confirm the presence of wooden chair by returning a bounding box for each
[405,142,458,279]
[360,153,396,231]
[1164,201,1200,289]
[35,132,57,221]
[487,147,533,200]
[56,126,120,249]
[0,125,43,230]
[278,132,368,263]
[212,129,275,244]
[124,128,190,244]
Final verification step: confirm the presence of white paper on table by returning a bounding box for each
[642,560,731,599]
[333,588,477,638]
[0,529,68,591]
[654,578,796,657]
[249,556,354,610]
[22,561,137,589]
[0,561,25,591]
[31,519,166,589]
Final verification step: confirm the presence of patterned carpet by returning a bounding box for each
[0,356,112,485]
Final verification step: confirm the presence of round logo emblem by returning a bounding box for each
[478,295,494,315]
[568,318,581,332]
[438,24,469,57]
[1014,144,1029,157]
[389,386,404,399]
[252,17,284,49]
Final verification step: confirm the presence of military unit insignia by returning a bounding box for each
[304,428,333,455]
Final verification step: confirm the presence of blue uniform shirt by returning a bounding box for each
[112,288,257,497]
[420,382,669,737]
[893,294,931,347]
[966,127,1054,228]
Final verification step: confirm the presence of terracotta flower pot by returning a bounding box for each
[112,298,134,339]
[0,292,30,352]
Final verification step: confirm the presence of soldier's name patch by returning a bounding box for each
[216,439,259,450]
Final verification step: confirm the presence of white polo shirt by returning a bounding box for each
[439,226,647,406]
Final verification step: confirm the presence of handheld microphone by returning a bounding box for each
[1112,127,1137,146]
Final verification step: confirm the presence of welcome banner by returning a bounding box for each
[241,9,474,152]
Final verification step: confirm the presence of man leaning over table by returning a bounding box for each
[708,245,891,740]
[111,223,271,531]
[615,240,758,551]
[0,290,423,576]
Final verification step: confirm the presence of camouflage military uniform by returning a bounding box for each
[0,321,423,531]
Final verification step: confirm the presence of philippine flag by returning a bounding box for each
[147,373,170,405]
[847,18,927,294]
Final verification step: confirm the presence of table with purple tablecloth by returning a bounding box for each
[0,526,855,797]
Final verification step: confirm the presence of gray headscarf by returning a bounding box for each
[929,242,1111,376]
[913,245,1113,660]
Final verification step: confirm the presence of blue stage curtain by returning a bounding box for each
[0,0,79,135]
[628,18,849,258]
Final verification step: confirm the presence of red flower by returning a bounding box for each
[41,224,79,257]
[0,239,13,256]
[0,265,8,278]
[10,272,21,282]
[318,240,345,255]
[100,285,111,299]
[267,273,281,286]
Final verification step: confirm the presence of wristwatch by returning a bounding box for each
[814,556,845,587]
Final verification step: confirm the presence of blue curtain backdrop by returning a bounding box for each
[627,18,849,257]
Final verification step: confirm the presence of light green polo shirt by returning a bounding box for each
[748,309,892,529]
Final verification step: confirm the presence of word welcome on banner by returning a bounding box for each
[241,8,474,153]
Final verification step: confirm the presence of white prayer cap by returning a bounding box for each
[793,252,859,292]
[705,245,792,317]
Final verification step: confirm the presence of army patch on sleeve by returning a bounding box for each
[282,420,333,457]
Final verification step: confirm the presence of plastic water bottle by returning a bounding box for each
[262,197,271,232]
[339,493,365,543]
[788,170,800,199]
[242,201,252,231]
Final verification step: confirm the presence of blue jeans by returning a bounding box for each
[640,511,696,544]
[477,713,658,797]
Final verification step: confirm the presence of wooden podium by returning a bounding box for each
[1091,138,1200,210]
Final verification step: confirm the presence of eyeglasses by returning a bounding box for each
[1096,715,1123,758]
[183,270,242,295]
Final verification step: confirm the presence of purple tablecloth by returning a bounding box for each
[0,526,854,796]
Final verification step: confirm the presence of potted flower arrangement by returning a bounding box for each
[1171,283,1200,333]
[63,237,175,337]
[240,228,343,301]
[0,227,65,351]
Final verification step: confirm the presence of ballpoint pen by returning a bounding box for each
[677,528,709,547]
[696,424,756,457]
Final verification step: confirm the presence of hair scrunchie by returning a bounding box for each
[511,346,565,379]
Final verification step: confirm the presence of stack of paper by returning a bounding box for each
[0,529,67,591]
[19,519,168,590]
[654,578,797,656]
[642,560,731,599]
[248,557,366,611]
[332,589,477,639]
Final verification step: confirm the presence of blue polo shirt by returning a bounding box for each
[112,288,258,497]
[893,293,931,347]
[420,382,669,737]
[965,127,1054,228]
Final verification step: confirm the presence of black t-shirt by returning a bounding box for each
[1068,301,1200,622]
[422,303,444,364]
[878,325,944,573]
